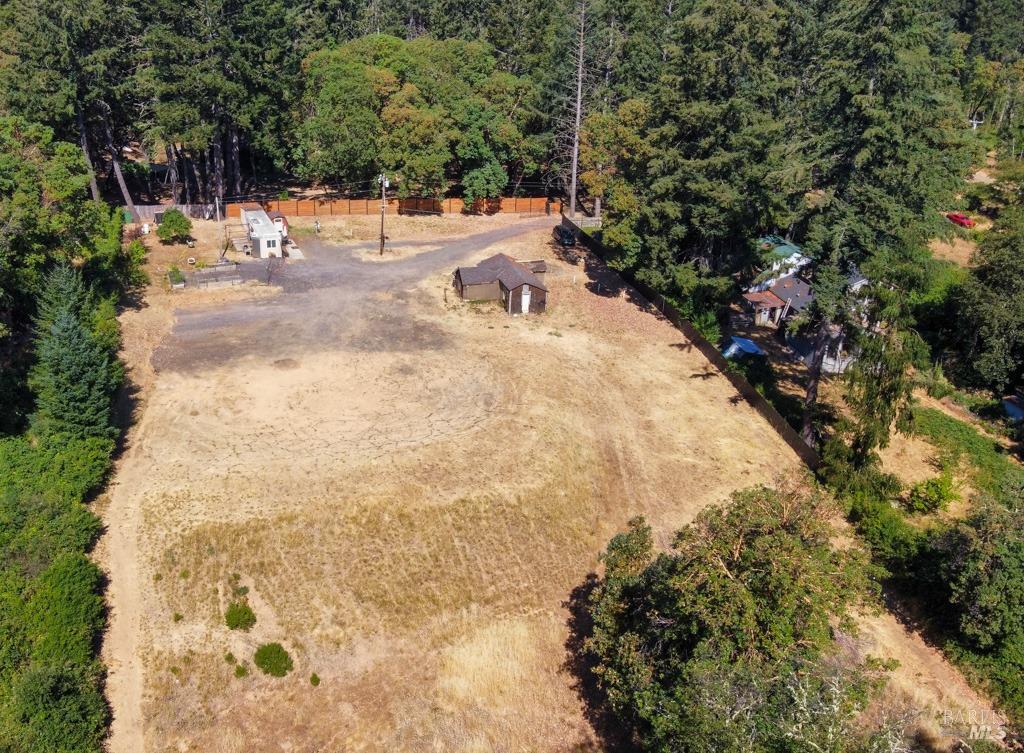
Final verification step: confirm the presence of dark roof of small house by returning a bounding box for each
[743,290,787,309]
[456,253,548,292]
[457,265,501,286]
[846,268,869,289]
[769,275,813,312]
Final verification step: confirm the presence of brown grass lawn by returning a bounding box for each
[99,216,1001,753]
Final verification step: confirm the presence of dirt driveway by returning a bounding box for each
[99,215,996,753]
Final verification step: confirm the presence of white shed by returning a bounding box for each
[240,207,284,258]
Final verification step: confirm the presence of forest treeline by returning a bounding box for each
[1,0,1023,750]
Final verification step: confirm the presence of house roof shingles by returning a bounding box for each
[769,275,813,312]
[743,290,787,309]
[456,253,548,292]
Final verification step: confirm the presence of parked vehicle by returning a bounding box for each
[553,225,577,246]
[946,212,976,228]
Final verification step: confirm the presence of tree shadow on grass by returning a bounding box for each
[562,573,636,753]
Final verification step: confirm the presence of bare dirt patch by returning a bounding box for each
[878,433,942,486]
[929,235,977,268]
[290,212,528,244]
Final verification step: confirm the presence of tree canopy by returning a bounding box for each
[587,480,884,751]
[296,35,545,200]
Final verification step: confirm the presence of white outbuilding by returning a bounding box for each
[240,207,284,258]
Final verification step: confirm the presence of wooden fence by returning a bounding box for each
[561,215,820,470]
[225,195,554,219]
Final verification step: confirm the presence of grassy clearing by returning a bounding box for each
[160,462,599,642]
[911,406,1020,496]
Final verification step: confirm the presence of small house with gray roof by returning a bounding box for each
[453,253,548,314]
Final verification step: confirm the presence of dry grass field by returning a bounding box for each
[99,214,1001,753]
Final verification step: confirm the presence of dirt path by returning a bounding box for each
[860,612,1007,739]
[101,420,150,753]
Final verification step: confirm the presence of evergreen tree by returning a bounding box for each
[958,207,1024,392]
[795,0,972,446]
[0,0,144,208]
[33,266,90,336]
[30,309,117,441]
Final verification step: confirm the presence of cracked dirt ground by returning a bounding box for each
[98,215,997,753]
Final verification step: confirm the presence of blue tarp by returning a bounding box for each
[723,336,766,359]
[1002,396,1024,423]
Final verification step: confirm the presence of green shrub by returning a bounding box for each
[172,612,183,623]
[224,602,256,631]
[905,473,958,514]
[254,643,293,677]
[224,652,235,664]
[938,506,1024,650]
[0,490,102,577]
[919,362,953,399]
[234,662,249,678]
[156,209,192,243]
[912,406,1017,496]
[121,239,149,288]
[9,663,108,753]
[947,635,1024,726]
[167,266,185,286]
[310,672,320,686]
[848,496,923,574]
[22,553,104,667]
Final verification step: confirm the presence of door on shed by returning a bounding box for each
[521,284,531,314]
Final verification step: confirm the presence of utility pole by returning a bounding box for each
[568,0,586,219]
[379,173,389,256]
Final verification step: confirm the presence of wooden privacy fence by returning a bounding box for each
[225,195,554,219]
[561,215,820,470]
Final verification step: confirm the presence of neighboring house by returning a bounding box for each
[748,235,811,292]
[742,274,814,327]
[786,328,857,375]
[453,253,548,315]
[741,267,869,375]
[241,206,284,258]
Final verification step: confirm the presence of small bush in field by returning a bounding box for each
[254,643,292,677]
[310,673,320,687]
[234,663,249,678]
[224,652,235,664]
[224,602,256,631]
[906,473,958,513]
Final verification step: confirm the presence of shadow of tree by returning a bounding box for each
[562,573,636,753]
